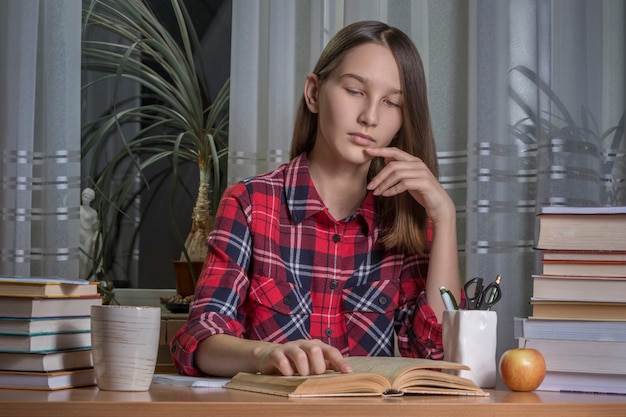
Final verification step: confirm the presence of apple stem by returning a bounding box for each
[523,339,528,349]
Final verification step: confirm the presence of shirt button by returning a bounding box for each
[332,234,341,243]
[329,280,338,289]
[378,296,388,305]
[283,296,291,305]
[325,328,333,337]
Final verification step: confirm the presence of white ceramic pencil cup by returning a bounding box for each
[442,310,498,388]
[90,305,161,391]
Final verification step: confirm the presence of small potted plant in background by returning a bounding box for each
[81,0,229,307]
[510,65,625,205]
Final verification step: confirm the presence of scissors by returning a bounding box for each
[464,275,502,310]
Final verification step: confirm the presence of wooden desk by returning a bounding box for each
[0,384,625,417]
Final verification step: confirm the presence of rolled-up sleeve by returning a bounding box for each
[395,257,466,360]
[394,250,445,360]
[397,291,444,359]
[170,184,252,376]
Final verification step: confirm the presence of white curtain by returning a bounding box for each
[228,0,626,359]
[0,0,82,279]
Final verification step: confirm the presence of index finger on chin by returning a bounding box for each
[365,147,413,161]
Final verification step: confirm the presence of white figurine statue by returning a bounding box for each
[79,187,101,280]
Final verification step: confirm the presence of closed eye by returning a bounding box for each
[346,88,363,96]
[383,98,400,108]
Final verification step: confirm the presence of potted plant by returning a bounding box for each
[81,0,229,298]
[510,65,625,205]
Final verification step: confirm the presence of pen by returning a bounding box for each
[439,286,458,311]
[486,274,501,310]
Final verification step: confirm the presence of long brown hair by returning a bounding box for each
[290,21,438,255]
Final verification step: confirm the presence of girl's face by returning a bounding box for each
[306,43,403,166]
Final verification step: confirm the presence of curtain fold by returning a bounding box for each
[0,0,82,279]
[228,0,626,359]
[467,0,538,354]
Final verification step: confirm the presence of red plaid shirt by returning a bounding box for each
[171,154,444,376]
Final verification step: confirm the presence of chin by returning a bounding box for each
[347,149,374,166]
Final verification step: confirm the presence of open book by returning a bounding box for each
[225,356,488,397]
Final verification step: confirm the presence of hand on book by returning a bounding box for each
[255,339,352,376]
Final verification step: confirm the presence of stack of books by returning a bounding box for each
[515,206,626,394]
[0,277,102,390]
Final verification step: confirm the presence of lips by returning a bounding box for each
[349,133,374,146]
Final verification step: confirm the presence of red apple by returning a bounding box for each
[499,343,546,392]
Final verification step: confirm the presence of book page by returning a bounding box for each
[398,369,481,393]
[152,374,229,388]
[345,357,485,395]
[344,356,468,387]
[226,371,389,397]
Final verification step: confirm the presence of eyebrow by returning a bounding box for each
[340,73,403,95]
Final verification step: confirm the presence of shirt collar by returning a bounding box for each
[284,153,375,234]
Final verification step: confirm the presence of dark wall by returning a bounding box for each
[138,0,232,289]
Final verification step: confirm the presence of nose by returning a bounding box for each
[358,99,379,127]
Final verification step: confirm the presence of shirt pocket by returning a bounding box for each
[341,279,399,356]
[342,278,399,314]
[248,275,311,327]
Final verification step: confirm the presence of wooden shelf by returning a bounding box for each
[156,313,187,372]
